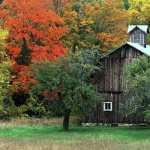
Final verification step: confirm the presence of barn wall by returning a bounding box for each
[98,45,142,93]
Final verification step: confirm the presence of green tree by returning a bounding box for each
[31,49,103,130]
[123,0,130,10]
[123,56,150,123]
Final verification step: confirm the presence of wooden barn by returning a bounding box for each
[88,25,150,124]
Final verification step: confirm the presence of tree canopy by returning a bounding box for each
[63,0,128,52]
[31,49,103,130]
[0,0,67,92]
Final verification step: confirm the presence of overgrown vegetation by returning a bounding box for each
[123,56,150,123]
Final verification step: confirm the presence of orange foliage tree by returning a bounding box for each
[0,0,67,92]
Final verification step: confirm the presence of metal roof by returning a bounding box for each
[127,42,150,56]
[128,25,149,33]
[101,42,150,58]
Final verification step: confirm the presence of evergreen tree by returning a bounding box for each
[123,0,130,10]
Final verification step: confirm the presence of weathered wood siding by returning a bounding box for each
[87,44,143,123]
[99,45,142,93]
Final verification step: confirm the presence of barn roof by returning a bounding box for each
[127,42,150,56]
[102,42,150,58]
[128,25,149,33]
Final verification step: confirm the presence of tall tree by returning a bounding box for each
[31,49,102,130]
[96,0,128,51]
[0,0,67,92]
[63,0,97,52]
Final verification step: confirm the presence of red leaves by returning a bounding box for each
[52,44,67,58]
[6,45,21,58]
[0,0,67,92]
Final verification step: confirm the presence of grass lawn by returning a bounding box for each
[0,121,149,150]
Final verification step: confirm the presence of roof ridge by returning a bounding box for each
[128,25,149,33]
[101,42,150,58]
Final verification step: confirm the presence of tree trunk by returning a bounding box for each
[63,109,70,131]
[0,0,4,5]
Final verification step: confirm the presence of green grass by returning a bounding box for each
[0,125,149,141]
[0,124,149,150]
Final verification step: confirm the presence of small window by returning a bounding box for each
[103,102,112,112]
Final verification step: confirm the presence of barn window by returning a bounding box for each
[103,102,112,112]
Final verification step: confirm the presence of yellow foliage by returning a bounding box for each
[80,19,94,26]
[0,28,8,40]
[63,0,129,52]
[95,0,128,51]
[128,0,150,24]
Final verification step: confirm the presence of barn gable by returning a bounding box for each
[103,42,150,58]
[99,45,142,93]
[128,25,149,34]
[128,25,149,46]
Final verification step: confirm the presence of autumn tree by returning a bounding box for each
[63,0,97,52]
[63,0,128,52]
[128,0,150,24]
[95,0,129,51]
[0,0,67,93]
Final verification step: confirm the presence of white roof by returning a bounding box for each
[127,42,150,56]
[128,25,149,33]
[102,42,150,58]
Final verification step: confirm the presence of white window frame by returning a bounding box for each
[103,102,112,112]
